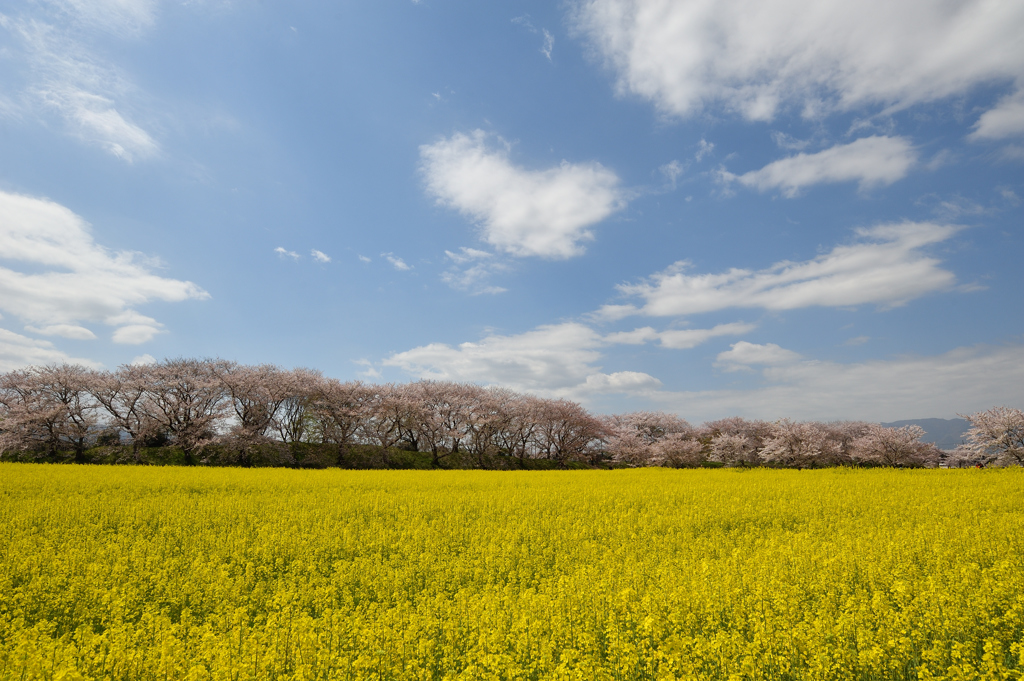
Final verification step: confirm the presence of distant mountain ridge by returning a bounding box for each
[880,418,970,451]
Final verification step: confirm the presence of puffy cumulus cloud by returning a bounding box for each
[719,136,916,197]
[578,371,661,395]
[420,130,625,259]
[604,322,756,349]
[0,190,208,345]
[605,222,958,318]
[653,343,1024,423]
[0,328,100,372]
[570,0,1024,121]
[714,341,802,370]
[970,92,1024,140]
[111,324,162,344]
[383,322,659,397]
[310,249,331,263]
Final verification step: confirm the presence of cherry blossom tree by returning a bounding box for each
[535,398,607,465]
[760,419,829,468]
[492,392,545,464]
[405,381,481,467]
[311,379,370,463]
[213,361,308,465]
[959,406,1024,466]
[708,433,761,467]
[819,421,872,466]
[89,364,163,461]
[361,384,416,463]
[605,411,696,466]
[135,359,228,464]
[654,434,706,468]
[851,424,939,468]
[704,417,772,467]
[271,368,324,444]
[0,365,98,461]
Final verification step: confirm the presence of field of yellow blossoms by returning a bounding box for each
[1,464,1022,680]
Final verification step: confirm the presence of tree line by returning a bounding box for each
[1,359,1020,469]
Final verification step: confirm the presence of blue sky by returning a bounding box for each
[1,0,1022,422]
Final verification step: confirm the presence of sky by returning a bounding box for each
[0,0,1022,423]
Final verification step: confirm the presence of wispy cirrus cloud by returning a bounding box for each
[598,222,959,319]
[1,3,160,161]
[512,15,555,61]
[441,247,509,295]
[420,130,625,259]
[718,136,917,197]
[0,190,208,346]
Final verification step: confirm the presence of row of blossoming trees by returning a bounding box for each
[1,359,1021,468]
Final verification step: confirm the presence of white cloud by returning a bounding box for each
[578,371,661,395]
[130,353,156,365]
[659,160,684,188]
[445,247,493,265]
[999,145,1024,162]
[771,132,812,151]
[353,358,383,380]
[24,324,97,340]
[513,16,555,61]
[42,88,159,161]
[719,136,916,197]
[386,324,1024,421]
[695,138,713,161]
[541,29,555,61]
[714,341,802,370]
[0,328,100,372]
[441,248,509,294]
[970,92,1024,140]
[0,190,208,344]
[605,321,756,349]
[384,322,658,397]
[654,342,1024,422]
[382,253,412,271]
[420,130,625,258]
[311,249,331,263]
[358,254,371,263]
[571,0,1024,121]
[275,247,299,259]
[609,222,958,317]
[111,324,161,344]
[383,318,748,398]
[55,0,158,37]
[3,10,159,160]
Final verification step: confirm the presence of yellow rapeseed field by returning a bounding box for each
[1,464,1022,680]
